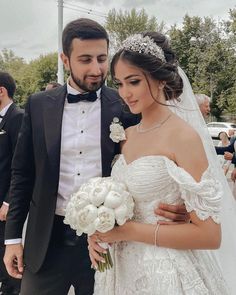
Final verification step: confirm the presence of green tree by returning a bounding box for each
[105,8,164,87]
[169,14,236,120]
[0,49,27,105]
[106,8,164,46]
[17,52,58,105]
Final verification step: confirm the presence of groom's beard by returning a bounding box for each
[69,66,106,93]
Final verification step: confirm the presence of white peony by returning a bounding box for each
[76,204,98,235]
[114,204,128,225]
[94,206,115,233]
[104,190,124,209]
[89,186,108,207]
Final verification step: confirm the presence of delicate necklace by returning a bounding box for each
[136,113,172,133]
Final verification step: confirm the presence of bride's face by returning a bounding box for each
[114,59,164,114]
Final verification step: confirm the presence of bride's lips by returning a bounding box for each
[127,100,138,107]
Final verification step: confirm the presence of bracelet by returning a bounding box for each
[154,223,161,247]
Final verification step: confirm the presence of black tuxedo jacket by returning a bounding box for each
[5,85,138,273]
[0,103,24,205]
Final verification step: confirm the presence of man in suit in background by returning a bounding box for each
[0,72,23,295]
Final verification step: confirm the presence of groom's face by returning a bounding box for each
[61,38,108,92]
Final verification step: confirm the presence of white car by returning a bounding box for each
[207,122,236,138]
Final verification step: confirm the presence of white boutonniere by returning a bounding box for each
[0,129,6,135]
[109,117,126,143]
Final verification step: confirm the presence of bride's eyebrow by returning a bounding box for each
[124,74,141,80]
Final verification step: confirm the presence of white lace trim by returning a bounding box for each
[164,157,222,223]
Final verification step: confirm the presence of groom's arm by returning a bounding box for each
[155,203,190,223]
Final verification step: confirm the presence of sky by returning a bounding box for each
[0,0,235,62]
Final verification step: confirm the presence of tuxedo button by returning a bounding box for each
[81,130,83,133]
[82,110,85,114]
[77,172,80,176]
[79,151,82,154]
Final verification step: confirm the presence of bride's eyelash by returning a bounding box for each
[130,80,140,85]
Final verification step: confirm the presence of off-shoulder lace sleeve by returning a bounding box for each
[164,158,222,223]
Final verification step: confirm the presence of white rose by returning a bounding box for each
[104,191,124,209]
[77,204,98,231]
[109,123,126,143]
[79,183,94,194]
[72,191,90,210]
[83,223,97,236]
[94,206,115,233]
[89,185,108,207]
[88,177,103,186]
[64,210,78,230]
[114,204,128,225]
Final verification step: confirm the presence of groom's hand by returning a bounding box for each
[155,203,190,224]
[4,244,24,279]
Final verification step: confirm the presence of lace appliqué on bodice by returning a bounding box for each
[94,155,228,295]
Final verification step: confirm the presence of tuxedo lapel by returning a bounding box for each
[100,86,122,176]
[43,85,67,174]
[0,103,16,130]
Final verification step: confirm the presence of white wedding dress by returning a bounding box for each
[94,154,229,295]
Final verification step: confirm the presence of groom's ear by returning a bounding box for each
[60,53,70,71]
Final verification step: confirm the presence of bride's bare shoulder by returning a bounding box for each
[124,125,137,137]
[170,115,202,144]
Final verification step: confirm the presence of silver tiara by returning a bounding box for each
[121,34,166,62]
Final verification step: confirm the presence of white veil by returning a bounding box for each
[170,67,236,294]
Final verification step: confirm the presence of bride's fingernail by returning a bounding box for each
[103,250,107,254]
[101,259,106,263]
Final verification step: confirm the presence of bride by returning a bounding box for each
[88,32,236,294]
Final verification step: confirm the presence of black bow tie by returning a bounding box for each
[67,92,97,103]
[0,115,3,118]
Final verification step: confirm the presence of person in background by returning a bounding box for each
[0,71,23,295]
[217,131,231,175]
[195,93,211,118]
[45,82,62,91]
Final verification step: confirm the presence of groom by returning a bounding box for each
[4,18,187,294]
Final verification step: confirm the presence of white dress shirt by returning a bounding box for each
[56,83,102,215]
[0,101,13,123]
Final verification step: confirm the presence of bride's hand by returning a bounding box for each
[94,222,130,244]
[87,235,108,270]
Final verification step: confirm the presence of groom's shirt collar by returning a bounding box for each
[0,101,13,123]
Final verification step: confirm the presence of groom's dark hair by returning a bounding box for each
[62,18,109,57]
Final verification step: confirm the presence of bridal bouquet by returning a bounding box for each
[64,176,134,271]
